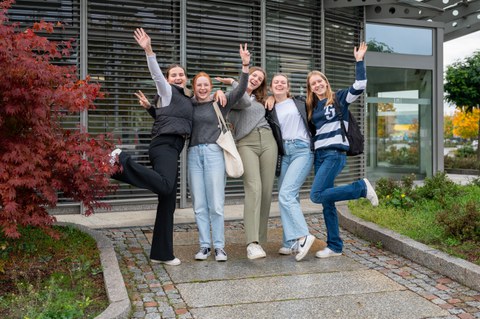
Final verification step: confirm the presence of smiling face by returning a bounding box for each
[193,75,212,103]
[270,74,289,99]
[166,66,187,88]
[308,73,329,99]
[247,70,265,93]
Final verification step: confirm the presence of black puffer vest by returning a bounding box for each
[151,85,193,139]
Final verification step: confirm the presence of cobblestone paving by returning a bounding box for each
[103,214,480,319]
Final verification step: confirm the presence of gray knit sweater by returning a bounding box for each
[189,71,249,147]
[228,82,270,141]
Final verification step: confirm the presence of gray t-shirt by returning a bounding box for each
[189,71,249,147]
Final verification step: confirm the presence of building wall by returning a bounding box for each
[10,0,366,212]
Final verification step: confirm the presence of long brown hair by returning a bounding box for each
[306,70,334,120]
[249,66,268,104]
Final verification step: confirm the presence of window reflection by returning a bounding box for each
[366,24,433,55]
[367,67,432,179]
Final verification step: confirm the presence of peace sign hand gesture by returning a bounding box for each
[239,43,251,67]
[134,90,151,109]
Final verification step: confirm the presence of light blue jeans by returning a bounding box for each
[188,144,226,249]
[278,139,314,248]
[310,149,367,253]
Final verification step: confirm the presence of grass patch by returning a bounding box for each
[0,225,108,318]
[348,174,480,266]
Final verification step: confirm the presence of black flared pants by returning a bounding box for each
[113,134,185,261]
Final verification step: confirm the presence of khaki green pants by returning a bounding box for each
[237,127,278,245]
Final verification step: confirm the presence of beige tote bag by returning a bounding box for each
[212,102,244,178]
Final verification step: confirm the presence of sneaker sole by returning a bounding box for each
[151,259,181,266]
[295,235,315,261]
[247,253,266,260]
[195,255,210,261]
[315,252,342,258]
[363,178,379,207]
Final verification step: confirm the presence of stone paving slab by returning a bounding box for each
[103,213,480,319]
[147,228,328,262]
[166,253,364,283]
[176,269,405,308]
[189,290,449,319]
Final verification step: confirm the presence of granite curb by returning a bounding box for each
[56,222,131,319]
[336,204,480,292]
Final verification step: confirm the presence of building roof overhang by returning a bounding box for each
[323,0,480,41]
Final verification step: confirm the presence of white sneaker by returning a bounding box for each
[195,247,211,260]
[278,247,292,255]
[315,247,342,258]
[295,234,315,261]
[214,248,228,262]
[151,257,181,266]
[109,148,122,166]
[363,178,379,207]
[247,243,266,260]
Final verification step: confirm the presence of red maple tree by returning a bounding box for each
[0,0,119,238]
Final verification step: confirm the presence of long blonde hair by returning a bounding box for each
[306,70,334,120]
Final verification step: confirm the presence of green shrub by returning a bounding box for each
[455,145,476,158]
[415,172,461,206]
[375,177,398,199]
[444,155,480,170]
[375,174,417,210]
[436,200,480,242]
[350,177,480,265]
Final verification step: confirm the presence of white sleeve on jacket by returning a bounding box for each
[147,54,172,107]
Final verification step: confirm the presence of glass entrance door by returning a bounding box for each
[366,67,433,180]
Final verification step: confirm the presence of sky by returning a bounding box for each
[443,30,480,67]
[443,30,480,115]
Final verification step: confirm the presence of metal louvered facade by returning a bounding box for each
[9,0,366,213]
[324,6,365,185]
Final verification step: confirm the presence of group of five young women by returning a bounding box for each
[110,28,378,265]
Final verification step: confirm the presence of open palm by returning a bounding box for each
[134,28,151,50]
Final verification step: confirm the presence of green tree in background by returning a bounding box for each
[444,51,480,160]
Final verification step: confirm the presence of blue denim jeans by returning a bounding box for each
[310,149,367,253]
[278,139,313,247]
[188,144,226,249]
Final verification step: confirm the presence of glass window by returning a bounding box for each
[366,23,432,55]
[366,67,432,180]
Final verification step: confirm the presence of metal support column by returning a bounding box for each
[179,0,188,208]
[261,0,266,68]
[79,0,88,215]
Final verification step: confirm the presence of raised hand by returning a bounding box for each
[239,43,251,67]
[134,28,153,55]
[354,42,367,62]
[134,90,151,109]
